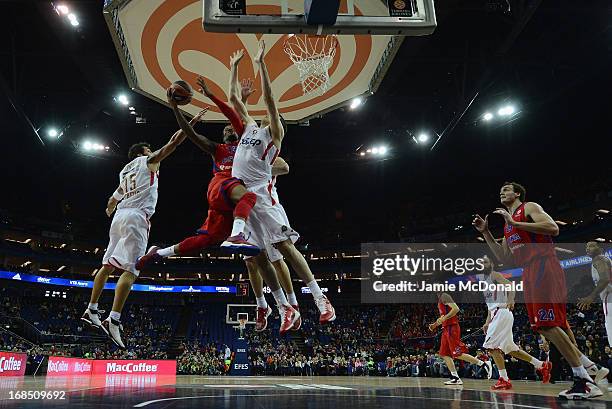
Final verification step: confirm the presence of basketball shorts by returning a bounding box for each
[207,173,243,213]
[243,183,299,263]
[102,208,150,276]
[522,256,568,330]
[439,324,468,358]
[482,308,519,354]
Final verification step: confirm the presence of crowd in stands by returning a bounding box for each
[176,341,229,375]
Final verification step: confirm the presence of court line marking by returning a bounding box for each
[133,392,553,408]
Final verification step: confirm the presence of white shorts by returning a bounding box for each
[483,308,519,354]
[244,183,299,263]
[601,293,612,347]
[102,208,150,276]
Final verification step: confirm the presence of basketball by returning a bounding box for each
[167,80,193,105]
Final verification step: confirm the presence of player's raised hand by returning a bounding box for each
[230,49,245,66]
[472,214,489,233]
[428,321,438,332]
[493,208,514,226]
[255,40,266,64]
[241,78,256,101]
[190,107,209,124]
[577,295,594,311]
[196,76,212,97]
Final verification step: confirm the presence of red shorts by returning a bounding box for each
[522,256,568,330]
[439,324,467,358]
[207,173,243,213]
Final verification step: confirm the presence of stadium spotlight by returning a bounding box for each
[418,133,429,143]
[128,106,135,111]
[359,152,365,156]
[83,141,92,151]
[483,112,494,121]
[371,147,379,154]
[67,13,79,26]
[56,4,69,15]
[47,128,59,138]
[350,97,363,110]
[379,146,388,155]
[116,94,129,106]
[498,105,515,116]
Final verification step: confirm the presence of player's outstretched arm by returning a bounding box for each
[228,50,256,127]
[272,157,290,176]
[166,97,217,155]
[254,40,284,145]
[106,185,124,217]
[197,76,246,137]
[147,129,186,167]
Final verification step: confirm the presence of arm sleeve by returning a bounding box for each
[209,94,245,136]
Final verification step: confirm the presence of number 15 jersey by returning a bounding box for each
[117,156,159,217]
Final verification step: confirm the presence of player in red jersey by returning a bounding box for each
[136,78,261,269]
[473,182,603,399]
[429,292,492,385]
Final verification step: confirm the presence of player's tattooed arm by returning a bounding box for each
[272,157,290,176]
[229,50,256,126]
[494,202,559,236]
[167,99,217,155]
[472,214,513,265]
[578,256,611,310]
[254,40,284,145]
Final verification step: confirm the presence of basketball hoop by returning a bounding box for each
[238,318,247,331]
[283,34,339,96]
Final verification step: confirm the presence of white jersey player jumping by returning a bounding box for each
[479,256,552,390]
[579,241,612,347]
[225,42,335,335]
[81,112,204,348]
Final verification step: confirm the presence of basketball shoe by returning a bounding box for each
[135,246,161,271]
[291,305,302,330]
[444,376,463,385]
[279,304,299,335]
[220,233,260,256]
[558,377,603,400]
[315,295,336,324]
[491,378,512,390]
[81,308,108,335]
[586,363,609,384]
[537,361,552,383]
[255,306,272,332]
[102,317,126,349]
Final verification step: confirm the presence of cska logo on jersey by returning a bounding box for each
[504,225,513,233]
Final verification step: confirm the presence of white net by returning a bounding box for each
[283,34,339,96]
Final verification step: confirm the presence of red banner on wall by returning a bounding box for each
[47,356,93,376]
[0,352,27,377]
[91,360,176,375]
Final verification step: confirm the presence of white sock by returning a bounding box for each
[110,311,121,321]
[287,292,298,306]
[272,289,289,306]
[158,246,175,257]
[450,371,459,378]
[530,357,543,369]
[88,303,98,311]
[256,296,268,309]
[307,280,323,299]
[579,353,595,368]
[572,366,593,381]
[230,219,246,237]
[499,369,508,380]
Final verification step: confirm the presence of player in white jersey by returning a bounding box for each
[479,256,551,390]
[226,43,335,335]
[81,115,201,348]
[579,241,612,347]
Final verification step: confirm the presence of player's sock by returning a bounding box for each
[307,280,323,299]
[287,292,298,306]
[572,366,594,382]
[499,369,508,380]
[256,295,268,309]
[230,219,246,237]
[110,311,121,322]
[158,246,175,257]
[232,193,257,231]
[530,357,543,369]
[579,353,595,368]
[88,303,98,311]
[450,371,459,378]
[272,289,289,306]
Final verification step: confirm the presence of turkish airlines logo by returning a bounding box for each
[0,356,23,373]
[106,362,159,373]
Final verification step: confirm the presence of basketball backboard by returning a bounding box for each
[104,0,430,123]
[204,0,437,36]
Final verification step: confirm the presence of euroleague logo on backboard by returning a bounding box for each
[140,0,374,119]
